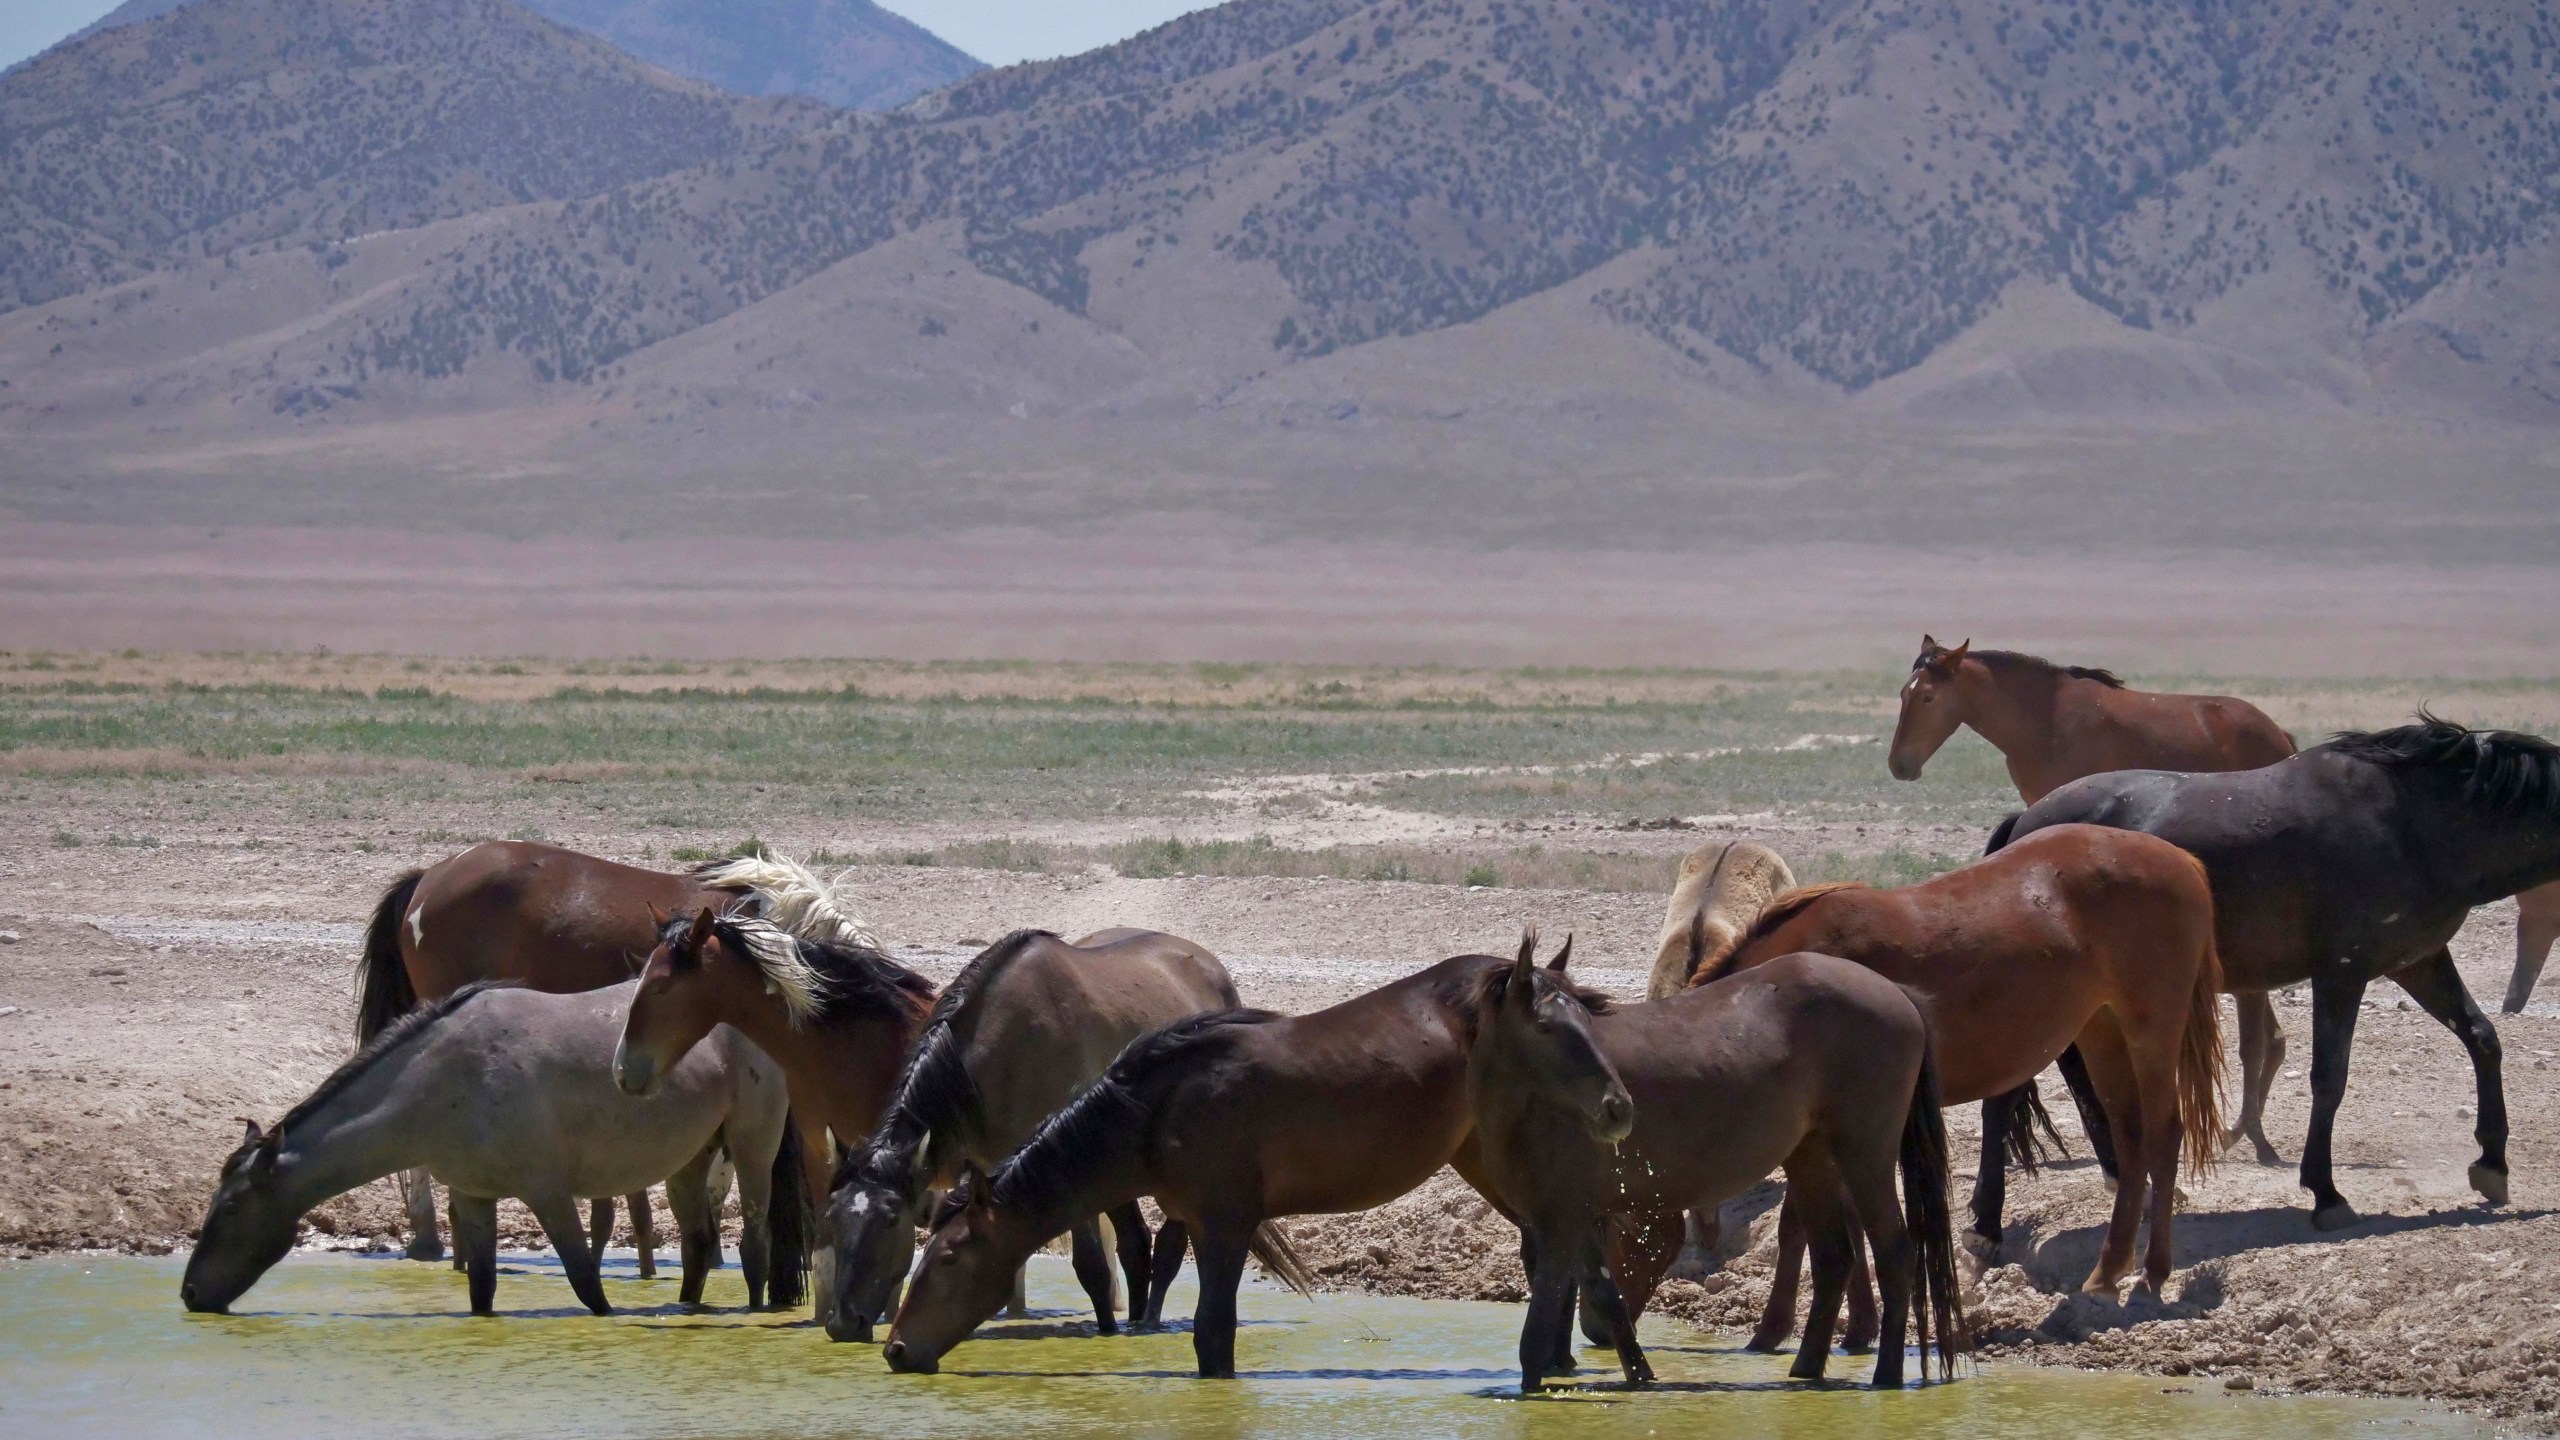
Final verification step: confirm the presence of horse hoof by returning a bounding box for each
[1959,1230,1999,1269]
[1744,1329,1790,1353]
[2309,1200,2361,1232]
[2078,1279,2120,1301]
[1842,1339,1876,1356]
[1787,1357,1827,1381]
[2468,1163,2510,1206]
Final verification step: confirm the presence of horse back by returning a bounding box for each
[403,840,723,1002]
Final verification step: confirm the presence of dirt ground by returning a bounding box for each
[4,767,2558,1429]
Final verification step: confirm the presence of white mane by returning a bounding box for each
[719,913,829,1025]
[695,848,883,952]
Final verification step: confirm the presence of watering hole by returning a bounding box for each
[0,1253,2491,1439]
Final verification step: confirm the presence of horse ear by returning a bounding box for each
[1946,638,1971,665]
[960,1163,993,1215]
[1920,633,1939,653]
[646,902,668,931]
[687,906,716,948]
[1546,933,1574,973]
[1510,924,1538,995]
[238,1118,264,1149]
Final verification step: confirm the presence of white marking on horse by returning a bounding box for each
[407,905,425,948]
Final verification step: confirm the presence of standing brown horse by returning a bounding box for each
[357,840,879,1262]
[1888,636,2297,1164]
[1472,933,1962,1391]
[615,906,938,1319]
[1689,824,2226,1341]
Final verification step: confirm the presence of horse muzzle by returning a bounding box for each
[1887,752,1923,782]
[1591,1088,1636,1145]
[610,1039,657,1097]
[826,1310,875,1343]
[882,1338,938,1374]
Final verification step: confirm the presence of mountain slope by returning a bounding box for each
[73,0,984,109]
[0,0,827,313]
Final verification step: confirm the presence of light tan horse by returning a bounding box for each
[2505,882,2560,1014]
[1645,841,1797,1001]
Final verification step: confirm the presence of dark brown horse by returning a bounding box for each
[1472,933,1962,1391]
[615,907,938,1318]
[1690,824,2226,1343]
[879,951,1556,1378]
[357,841,877,1262]
[1889,637,2295,1166]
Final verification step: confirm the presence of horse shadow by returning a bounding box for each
[1984,1199,2550,1341]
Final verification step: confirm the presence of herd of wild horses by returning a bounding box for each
[178,638,2560,1392]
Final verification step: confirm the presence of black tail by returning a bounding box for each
[1898,1031,1967,1380]
[1998,1082,2070,1171]
[356,870,423,1043]
[1983,812,2021,856]
[766,1118,812,1309]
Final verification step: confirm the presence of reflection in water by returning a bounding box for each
[0,1252,2489,1439]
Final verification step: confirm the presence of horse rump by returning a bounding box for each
[767,1118,812,1309]
[1898,1031,1967,1378]
[356,869,423,1043]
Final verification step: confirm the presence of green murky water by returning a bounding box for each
[0,1252,2487,1439]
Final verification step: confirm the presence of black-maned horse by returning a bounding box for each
[1994,715,2559,1229]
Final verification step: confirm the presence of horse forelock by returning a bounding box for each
[2325,713,2560,815]
[694,848,883,951]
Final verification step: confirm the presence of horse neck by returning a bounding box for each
[1958,664,2064,772]
[2402,783,2560,903]
[730,995,923,1144]
[271,1052,436,1210]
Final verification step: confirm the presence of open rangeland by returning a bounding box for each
[3,653,2558,1425]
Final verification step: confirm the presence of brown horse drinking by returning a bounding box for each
[1688,824,2227,1344]
[881,950,1553,1379]
[1471,933,1962,1391]
[614,907,938,1321]
[1888,636,2297,1166]
[357,841,878,1265]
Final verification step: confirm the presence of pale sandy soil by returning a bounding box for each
[2,788,2557,1428]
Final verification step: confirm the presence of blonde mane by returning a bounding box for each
[1646,841,1798,999]
[695,848,883,952]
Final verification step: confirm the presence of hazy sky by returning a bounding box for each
[0,1,1214,72]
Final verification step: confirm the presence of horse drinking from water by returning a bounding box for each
[182,981,802,1316]
[824,927,1238,1342]
[615,906,938,1325]
[1473,931,1962,1390]
[357,841,875,1267]
[1686,824,2225,1347]
[1996,716,2560,1229]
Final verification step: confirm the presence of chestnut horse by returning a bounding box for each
[356,841,878,1263]
[1689,824,2226,1342]
[1889,635,2299,1166]
[615,907,938,1320]
[1472,933,1962,1391]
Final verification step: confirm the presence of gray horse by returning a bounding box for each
[182,980,800,1316]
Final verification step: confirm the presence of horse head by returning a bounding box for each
[1471,927,1632,1147]
[615,907,728,1096]
[882,1163,1044,1374]
[1889,634,1971,781]
[180,1119,298,1314]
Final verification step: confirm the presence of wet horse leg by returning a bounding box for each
[401,1168,445,1262]
[1189,1227,1252,1379]
[1518,1231,1577,1376]
[1839,1220,1877,1353]
[2300,972,2369,1230]
[627,1189,657,1279]
[1518,1224,1582,1392]
[665,1149,720,1305]
[2392,947,2509,1205]
[1144,1218,1189,1326]
[527,1192,612,1316]
[1107,1202,1153,1330]
[1840,1138,1914,1389]
[2229,992,2286,1166]
[1747,1192,1806,1352]
[1785,1164,1853,1382]
[1576,1237,1653,1386]
[450,1192,499,1315]
[587,1196,615,1261]
[1069,1216,1120,1333]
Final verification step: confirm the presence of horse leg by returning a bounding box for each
[1576,1236,1653,1386]
[2507,889,2560,1015]
[2392,947,2509,1205]
[1108,1201,1153,1329]
[1145,1219,1189,1326]
[2135,1049,2186,1299]
[451,1193,499,1315]
[1839,1212,1878,1354]
[1746,1190,1806,1352]
[2230,992,2286,1166]
[1968,1092,2011,1265]
[2073,1021,2149,1295]
[1188,1228,1251,1379]
[401,1169,445,1262]
[1069,1216,1120,1334]
[2056,1045,2118,1185]
[2300,972,2369,1229]
[1518,1225,1581,1392]
[734,1141,776,1312]
[1006,1264,1031,1319]
[666,1149,719,1306]
[1518,1231,1577,1375]
[447,1191,466,1272]
[1785,1165,1853,1382]
[528,1192,612,1316]
[1603,1203,1684,1324]
[628,1190,658,1280]
[588,1196,615,1260]
[1841,1143,1913,1390]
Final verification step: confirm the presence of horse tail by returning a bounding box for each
[2177,915,2231,1180]
[1898,1020,1966,1379]
[1248,1220,1315,1298]
[1998,1082,2068,1172]
[765,1116,812,1309]
[356,869,423,1044]
[1983,812,2021,856]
